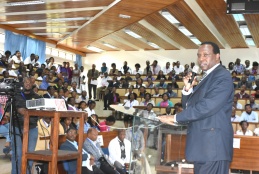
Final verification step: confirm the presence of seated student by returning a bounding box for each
[108,130,131,174]
[172,103,183,115]
[143,71,155,81]
[155,78,167,89]
[86,100,96,117]
[119,78,129,88]
[132,73,140,81]
[76,106,91,133]
[138,103,157,120]
[165,85,177,98]
[233,96,243,110]
[234,85,250,99]
[71,91,79,103]
[99,116,116,132]
[54,79,64,91]
[78,101,88,112]
[231,71,240,82]
[35,117,64,151]
[253,127,259,136]
[152,86,162,97]
[251,87,259,99]
[134,78,146,88]
[87,114,100,131]
[231,107,240,122]
[248,95,259,110]
[146,78,154,88]
[109,63,119,76]
[157,93,174,107]
[83,128,117,174]
[106,87,120,110]
[60,127,103,174]
[123,93,139,128]
[76,90,89,103]
[124,72,132,81]
[156,70,167,80]
[43,86,55,98]
[67,97,79,111]
[170,79,179,89]
[39,75,50,90]
[108,76,120,88]
[167,70,181,81]
[240,104,259,123]
[138,86,146,97]
[237,75,252,89]
[70,81,81,93]
[236,121,253,136]
[245,69,255,82]
[139,93,155,106]
[60,117,75,133]
[132,63,142,75]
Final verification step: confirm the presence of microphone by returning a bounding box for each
[188,67,199,84]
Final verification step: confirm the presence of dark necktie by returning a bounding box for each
[199,72,207,83]
[119,140,126,159]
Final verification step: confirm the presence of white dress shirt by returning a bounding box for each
[99,76,112,87]
[132,69,143,75]
[236,102,243,109]
[108,136,131,165]
[151,65,161,75]
[240,111,259,123]
[124,100,139,108]
[236,130,253,136]
[231,115,240,122]
[173,65,184,75]
[24,57,35,65]
[86,107,96,117]
[9,55,23,63]
[162,66,172,75]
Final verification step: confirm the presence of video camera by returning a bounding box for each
[0,78,23,95]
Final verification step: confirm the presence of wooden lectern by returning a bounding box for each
[21,110,85,174]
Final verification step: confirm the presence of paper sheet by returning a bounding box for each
[97,135,104,146]
[233,138,240,148]
[90,79,98,85]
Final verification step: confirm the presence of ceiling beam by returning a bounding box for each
[0,24,86,56]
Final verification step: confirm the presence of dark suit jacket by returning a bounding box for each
[43,93,51,98]
[108,93,120,106]
[60,140,88,174]
[177,65,234,162]
[87,69,99,84]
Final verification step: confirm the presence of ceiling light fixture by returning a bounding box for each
[51,17,90,21]
[87,46,104,53]
[239,25,251,36]
[147,41,160,49]
[160,10,180,24]
[102,42,117,49]
[178,26,193,36]
[190,37,201,45]
[245,38,255,46]
[124,29,142,38]
[6,20,37,24]
[233,14,245,22]
[6,0,45,6]
[119,14,131,19]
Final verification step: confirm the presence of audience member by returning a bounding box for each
[252,87,259,99]
[123,93,139,127]
[76,90,89,103]
[87,64,99,100]
[60,117,74,132]
[134,78,145,88]
[245,60,252,70]
[139,93,155,106]
[234,85,250,99]
[157,93,174,107]
[87,114,100,131]
[143,60,151,75]
[165,85,177,98]
[109,63,119,75]
[240,104,258,122]
[83,128,117,174]
[167,70,181,81]
[156,70,167,80]
[234,58,245,74]
[132,63,142,75]
[155,78,167,88]
[86,100,96,117]
[245,70,255,82]
[10,50,23,63]
[236,121,253,136]
[108,76,120,88]
[143,71,155,81]
[96,72,112,100]
[120,61,131,74]
[108,129,131,174]
[24,53,35,65]
[43,86,55,98]
[231,71,240,82]
[146,78,154,88]
[162,62,171,75]
[99,116,116,132]
[78,101,88,112]
[152,86,161,97]
[173,61,184,75]
[248,95,259,110]
[237,75,252,89]
[172,103,183,115]
[72,63,80,88]
[0,71,9,82]
[151,60,161,75]
[233,96,243,109]
[253,79,259,89]
[250,61,259,75]
[138,86,146,97]
[67,97,78,111]
[163,106,173,115]
[124,72,132,81]
[70,81,81,93]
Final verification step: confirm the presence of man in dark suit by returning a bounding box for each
[43,86,55,98]
[160,42,234,174]
[83,128,119,174]
[87,64,99,100]
[60,127,103,174]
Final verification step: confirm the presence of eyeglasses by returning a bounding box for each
[197,53,211,58]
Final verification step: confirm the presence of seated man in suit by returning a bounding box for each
[60,127,103,174]
[237,75,252,89]
[43,86,55,98]
[83,128,118,174]
[108,130,131,174]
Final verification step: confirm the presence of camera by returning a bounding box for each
[0,78,23,94]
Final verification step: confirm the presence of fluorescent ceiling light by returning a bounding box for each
[51,17,90,21]
[245,38,255,46]
[233,14,245,22]
[190,37,201,45]
[178,26,193,36]
[6,0,45,6]
[147,41,160,49]
[124,29,142,38]
[239,25,251,36]
[6,20,37,24]
[34,32,71,35]
[160,10,180,24]
[102,42,117,49]
[119,14,131,19]
[87,46,104,53]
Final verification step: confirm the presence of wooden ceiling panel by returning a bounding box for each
[196,0,247,48]
[144,13,198,49]
[127,23,178,50]
[64,0,180,48]
[27,28,75,33]
[167,1,224,48]
[113,30,157,50]
[0,11,99,22]
[8,21,86,28]
[100,36,138,51]
[0,0,114,13]
[244,14,259,47]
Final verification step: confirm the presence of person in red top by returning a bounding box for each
[99,116,116,132]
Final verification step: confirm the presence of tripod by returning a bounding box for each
[2,94,23,174]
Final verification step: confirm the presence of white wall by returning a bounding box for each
[82,47,259,71]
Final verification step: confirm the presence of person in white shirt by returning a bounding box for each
[231,107,240,122]
[108,130,131,173]
[236,121,253,136]
[23,53,36,65]
[96,72,112,100]
[132,63,143,75]
[9,50,23,64]
[240,104,259,123]
[33,55,41,68]
[162,62,171,75]
[151,60,161,75]
[173,61,184,75]
[1,63,17,77]
[120,61,132,75]
[123,93,139,127]
[252,79,259,90]
[245,60,252,71]
[86,100,96,117]
[233,96,243,110]
[76,90,89,104]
